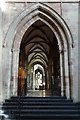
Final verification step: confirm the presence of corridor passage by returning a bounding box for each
[27,90,51,97]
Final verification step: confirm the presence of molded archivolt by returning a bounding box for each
[3,3,73,98]
[4,3,73,49]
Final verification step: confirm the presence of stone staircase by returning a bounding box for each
[2,96,80,120]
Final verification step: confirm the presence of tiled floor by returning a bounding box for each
[27,90,52,97]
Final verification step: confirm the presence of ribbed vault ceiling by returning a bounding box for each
[20,20,58,68]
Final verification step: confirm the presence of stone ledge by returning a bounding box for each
[5,0,80,3]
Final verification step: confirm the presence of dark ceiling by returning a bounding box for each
[20,20,59,69]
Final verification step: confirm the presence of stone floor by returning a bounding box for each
[27,90,52,97]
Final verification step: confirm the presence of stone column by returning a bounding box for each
[24,56,28,95]
[64,49,70,99]
[33,69,35,90]
[45,72,47,90]
[59,50,64,96]
[12,49,19,96]
[46,67,49,89]
[0,8,3,103]
[48,58,52,90]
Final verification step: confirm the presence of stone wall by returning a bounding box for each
[0,8,3,103]
[0,0,79,102]
[62,2,78,101]
[78,1,80,101]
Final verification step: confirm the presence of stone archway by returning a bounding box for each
[3,3,73,99]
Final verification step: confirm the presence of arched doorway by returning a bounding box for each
[3,3,73,99]
[18,20,61,96]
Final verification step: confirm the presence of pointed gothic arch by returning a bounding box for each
[3,3,73,99]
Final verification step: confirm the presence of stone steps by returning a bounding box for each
[3,105,78,110]
[2,96,80,120]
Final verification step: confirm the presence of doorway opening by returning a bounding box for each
[4,3,73,99]
[18,20,61,97]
